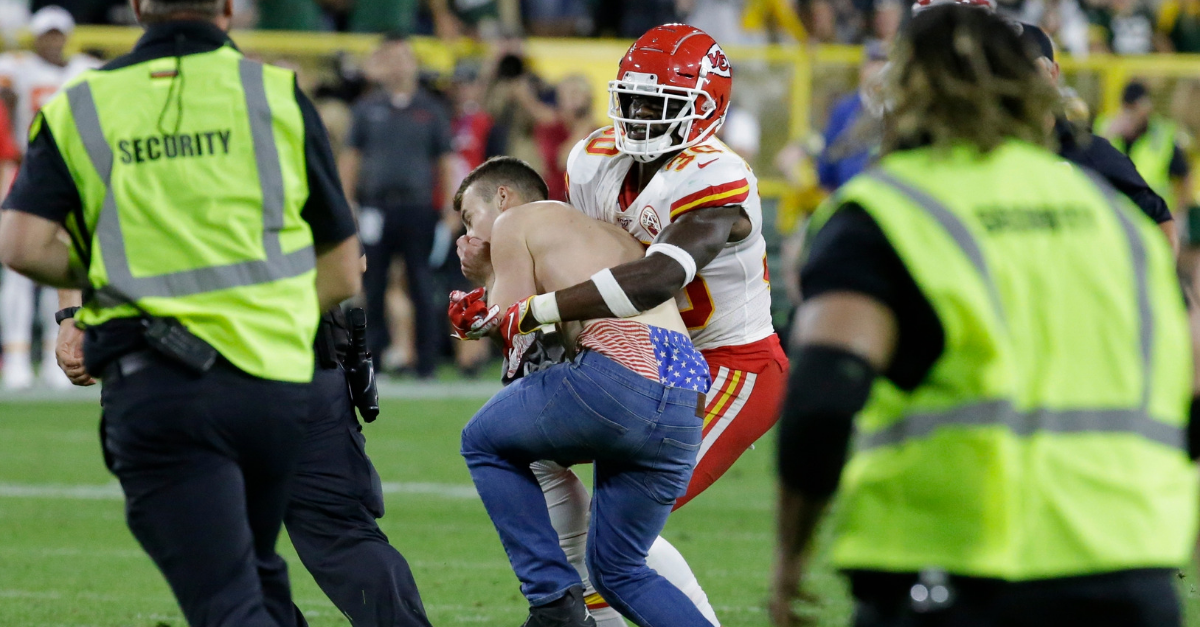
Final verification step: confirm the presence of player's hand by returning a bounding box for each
[499,296,542,380]
[55,320,95,387]
[457,235,494,288]
[448,288,500,340]
[769,551,818,627]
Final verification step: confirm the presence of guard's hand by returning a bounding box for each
[449,288,500,340]
[457,235,493,288]
[55,320,95,386]
[769,551,818,626]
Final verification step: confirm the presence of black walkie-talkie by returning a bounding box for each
[345,308,380,422]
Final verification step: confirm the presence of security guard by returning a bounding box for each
[1095,81,1193,217]
[0,1,363,625]
[771,6,1197,627]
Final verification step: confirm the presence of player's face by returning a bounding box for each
[621,93,687,141]
[34,31,66,64]
[459,185,501,242]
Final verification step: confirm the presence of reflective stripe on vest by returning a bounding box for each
[857,167,1178,450]
[66,58,314,303]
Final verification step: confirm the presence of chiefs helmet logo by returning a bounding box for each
[618,217,633,230]
[703,44,731,78]
[640,206,662,237]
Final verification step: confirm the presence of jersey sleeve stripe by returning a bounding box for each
[669,178,751,218]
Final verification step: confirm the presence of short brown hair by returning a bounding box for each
[453,157,549,213]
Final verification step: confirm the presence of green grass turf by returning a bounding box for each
[0,397,1198,626]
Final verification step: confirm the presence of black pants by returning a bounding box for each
[284,366,433,627]
[363,204,439,377]
[850,568,1181,627]
[101,354,309,627]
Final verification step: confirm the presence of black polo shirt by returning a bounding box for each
[2,20,358,373]
[347,89,452,208]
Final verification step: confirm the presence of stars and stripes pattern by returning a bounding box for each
[577,320,712,394]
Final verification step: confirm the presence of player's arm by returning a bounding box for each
[519,204,745,328]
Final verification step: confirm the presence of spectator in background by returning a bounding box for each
[450,61,495,179]
[1087,0,1156,54]
[816,41,888,191]
[484,48,545,185]
[522,0,592,35]
[510,73,597,200]
[257,0,418,32]
[995,0,1090,55]
[341,35,456,379]
[616,0,681,37]
[1096,81,1193,219]
[872,0,903,40]
[1155,0,1200,52]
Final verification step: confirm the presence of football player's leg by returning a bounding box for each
[674,359,788,510]
[38,286,70,388]
[645,536,719,626]
[1,267,34,389]
[533,460,628,627]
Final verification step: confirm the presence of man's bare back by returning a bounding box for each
[488,201,687,337]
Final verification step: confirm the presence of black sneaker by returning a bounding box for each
[521,586,597,627]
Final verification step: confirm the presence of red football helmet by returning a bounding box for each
[609,24,733,162]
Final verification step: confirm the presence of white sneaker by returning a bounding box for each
[2,351,34,390]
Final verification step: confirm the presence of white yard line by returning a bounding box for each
[0,380,500,403]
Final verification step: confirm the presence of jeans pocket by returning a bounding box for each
[643,436,702,505]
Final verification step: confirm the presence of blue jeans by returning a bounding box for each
[461,350,712,627]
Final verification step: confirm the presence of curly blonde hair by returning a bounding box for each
[882,5,1059,155]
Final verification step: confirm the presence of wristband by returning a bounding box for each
[55,306,81,326]
[590,268,641,318]
[530,292,561,325]
[646,242,698,285]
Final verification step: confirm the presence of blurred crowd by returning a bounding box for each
[1,0,1199,55]
[4,0,1200,386]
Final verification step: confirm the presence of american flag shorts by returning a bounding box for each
[576,320,712,394]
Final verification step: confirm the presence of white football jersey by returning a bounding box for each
[566,126,774,351]
[0,52,101,150]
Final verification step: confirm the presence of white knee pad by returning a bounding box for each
[647,536,720,626]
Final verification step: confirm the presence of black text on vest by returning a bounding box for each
[117,130,233,164]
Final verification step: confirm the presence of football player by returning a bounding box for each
[0,5,100,389]
[455,24,787,626]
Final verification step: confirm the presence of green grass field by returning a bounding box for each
[2,394,1200,627]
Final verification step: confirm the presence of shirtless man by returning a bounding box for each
[456,157,714,627]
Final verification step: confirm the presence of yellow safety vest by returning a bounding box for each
[811,140,1196,580]
[40,45,319,382]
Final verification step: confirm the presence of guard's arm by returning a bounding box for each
[0,210,79,288]
[522,205,745,327]
[771,292,896,625]
[315,237,362,311]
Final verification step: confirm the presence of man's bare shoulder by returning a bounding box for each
[494,201,595,235]
[493,200,640,258]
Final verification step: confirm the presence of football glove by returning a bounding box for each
[448,288,500,340]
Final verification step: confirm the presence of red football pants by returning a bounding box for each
[674,333,789,510]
